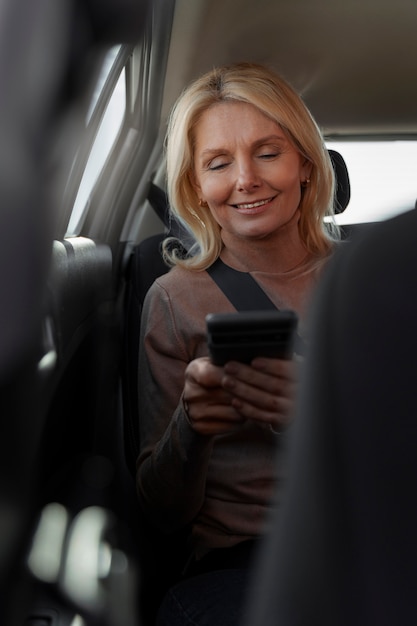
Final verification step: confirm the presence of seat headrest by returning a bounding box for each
[328,149,351,213]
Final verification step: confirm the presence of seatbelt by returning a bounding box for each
[147,182,195,248]
[207,257,306,355]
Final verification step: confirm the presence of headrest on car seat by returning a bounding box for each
[328,149,350,213]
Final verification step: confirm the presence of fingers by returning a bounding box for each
[182,356,297,436]
[229,393,293,431]
[186,402,245,436]
[222,358,295,397]
[185,394,245,436]
[226,357,296,386]
[221,358,297,429]
[183,357,245,435]
[185,356,224,388]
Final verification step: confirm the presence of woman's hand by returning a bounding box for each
[183,357,245,436]
[184,356,297,436]
[221,357,297,433]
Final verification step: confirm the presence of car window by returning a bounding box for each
[66,46,126,236]
[326,140,417,225]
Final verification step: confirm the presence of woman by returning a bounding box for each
[136,62,339,625]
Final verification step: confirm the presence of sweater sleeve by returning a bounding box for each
[135,278,215,533]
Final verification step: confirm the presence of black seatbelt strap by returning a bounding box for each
[147,182,195,248]
[207,257,306,355]
[207,258,277,311]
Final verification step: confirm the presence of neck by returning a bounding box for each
[220,214,309,273]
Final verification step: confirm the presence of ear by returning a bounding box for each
[301,158,313,182]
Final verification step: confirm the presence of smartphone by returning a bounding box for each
[206,309,298,366]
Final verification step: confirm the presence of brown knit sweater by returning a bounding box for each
[136,257,322,559]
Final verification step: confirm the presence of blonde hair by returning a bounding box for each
[164,62,339,270]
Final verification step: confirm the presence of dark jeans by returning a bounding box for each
[156,568,250,626]
[155,541,256,626]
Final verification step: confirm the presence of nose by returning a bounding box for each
[236,159,261,192]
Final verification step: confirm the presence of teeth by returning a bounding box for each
[236,198,270,209]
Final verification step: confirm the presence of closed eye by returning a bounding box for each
[258,152,279,159]
[208,158,231,171]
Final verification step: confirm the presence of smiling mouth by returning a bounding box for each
[233,196,275,210]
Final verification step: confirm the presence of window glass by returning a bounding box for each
[66,47,126,236]
[326,140,417,225]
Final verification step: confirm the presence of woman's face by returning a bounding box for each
[192,101,311,244]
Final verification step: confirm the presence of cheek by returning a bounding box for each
[290,180,303,209]
[281,166,303,196]
[276,168,303,211]
[200,175,231,206]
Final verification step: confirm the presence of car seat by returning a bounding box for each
[243,204,417,626]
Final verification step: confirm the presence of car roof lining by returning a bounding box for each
[161,0,417,136]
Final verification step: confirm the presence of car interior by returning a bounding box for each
[1,0,417,625]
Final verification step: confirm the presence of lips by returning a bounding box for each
[232,196,275,211]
